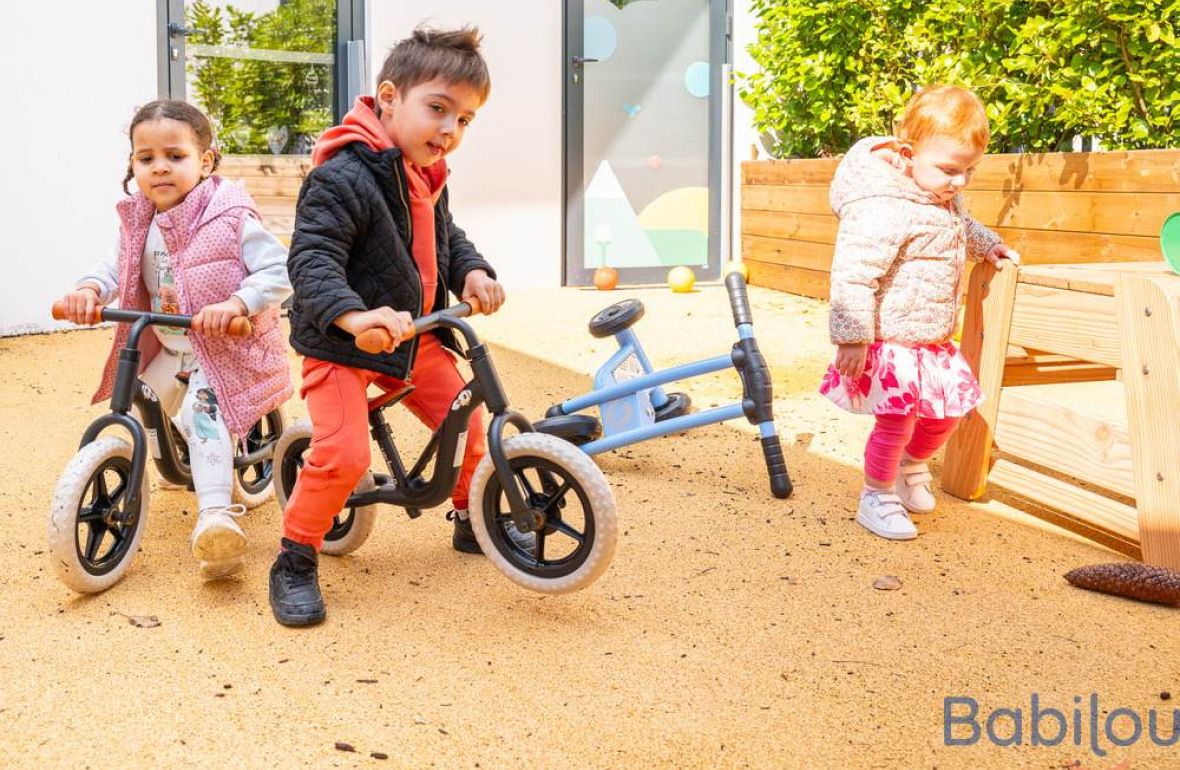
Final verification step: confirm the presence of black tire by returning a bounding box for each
[233,408,285,508]
[653,391,692,422]
[532,414,602,446]
[48,437,149,593]
[469,433,616,593]
[588,298,645,338]
[273,419,377,556]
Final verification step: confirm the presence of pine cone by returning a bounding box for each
[1064,563,1180,606]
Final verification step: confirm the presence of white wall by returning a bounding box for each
[368,3,564,292]
[0,3,157,334]
[731,0,760,268]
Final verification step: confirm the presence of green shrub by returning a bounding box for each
[739,0,1179,158]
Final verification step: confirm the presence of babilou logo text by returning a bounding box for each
[945,694,1178,757]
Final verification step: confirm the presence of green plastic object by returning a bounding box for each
[1163,212,1180,275]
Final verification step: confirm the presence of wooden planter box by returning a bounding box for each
[741,149,1180,298]
[219,154,311,244]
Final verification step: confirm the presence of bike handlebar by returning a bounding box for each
[354,302,475,354]
[725,272,753,328]
[52,301,253,337]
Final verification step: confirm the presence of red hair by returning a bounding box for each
[897,85,990,151]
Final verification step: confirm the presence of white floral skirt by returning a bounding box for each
[819,340,983,418]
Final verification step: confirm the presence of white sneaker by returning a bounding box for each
[857,490,918,540]
[191,504,247,568]
[895,461,937,513]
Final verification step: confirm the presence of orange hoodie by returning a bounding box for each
[312,96,447,314]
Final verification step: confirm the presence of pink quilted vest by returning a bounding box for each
[92,176,292,436]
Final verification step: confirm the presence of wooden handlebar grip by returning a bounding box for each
[226,317,253,337]
[356,328,394,354]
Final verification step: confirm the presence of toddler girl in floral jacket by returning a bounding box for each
[819,85,1020,540]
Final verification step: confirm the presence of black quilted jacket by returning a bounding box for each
[286,142,496,379]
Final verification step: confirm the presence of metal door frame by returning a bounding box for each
[157,0,366,123]
[562,0,731,286]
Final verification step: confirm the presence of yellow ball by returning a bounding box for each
[722,260,749,281]
[667,266,696,293]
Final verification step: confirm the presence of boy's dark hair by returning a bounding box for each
[376,25,491,106]
[122,99,221,195]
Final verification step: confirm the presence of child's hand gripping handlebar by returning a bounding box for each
[51,301,254,337]
[354,301,477,354]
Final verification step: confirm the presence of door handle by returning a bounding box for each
[168,22,194,38]
[572,56,599,66]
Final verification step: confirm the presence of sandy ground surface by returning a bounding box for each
[2,283,1178,769]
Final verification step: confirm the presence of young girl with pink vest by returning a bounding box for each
[57,100,292,579]
[819,85,1020,541]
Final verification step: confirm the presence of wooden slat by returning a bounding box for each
[740,210,838,244]
[1001,353,1117,386]
[741,185,833,216]
[745,260,830,299]
[1018,262,1175,294]
[942,263,1018,499]
[988,459,1141,553]
[993,227,1161,265]
[742,236,834,272]
[963,189,1180,237]
[1118,274,1180,569]
[1008,283,1121,366]
[969,149,1180,193]
[994,384,1135,498]
[741,158,839,186]
[225,175,306,198]
[219,154,312,178]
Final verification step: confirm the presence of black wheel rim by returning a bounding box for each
[482,456,594,578]
[169,422,191,475]
[75,455,141,576]
[236,411,282,495]
[279,436,358,542]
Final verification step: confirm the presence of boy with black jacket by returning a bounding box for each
[270,26,524,626]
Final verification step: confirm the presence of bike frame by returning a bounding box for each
[75,308,275,511]
[340,310,540,532]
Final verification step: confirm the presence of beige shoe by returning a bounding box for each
[896,461,937,513]
[198,556,245,580]
[191,504,247,563]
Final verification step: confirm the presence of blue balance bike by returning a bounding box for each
[534,273,792,499]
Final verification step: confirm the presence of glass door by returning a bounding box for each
[564,0,728,286]
[159,0,364,155]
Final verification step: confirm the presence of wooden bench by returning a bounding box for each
[942,261,1180,567]
[741,149,1180,298]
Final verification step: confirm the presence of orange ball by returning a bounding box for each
[593,266,619,291]
[667,266,695,293]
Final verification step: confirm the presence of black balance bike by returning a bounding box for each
[48,303,285,593]
[273,302,618,594]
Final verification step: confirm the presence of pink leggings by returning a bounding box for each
[864,413,961,485]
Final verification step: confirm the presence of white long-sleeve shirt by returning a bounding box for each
[77,216,291,352]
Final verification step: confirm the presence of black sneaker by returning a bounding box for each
[448,510,482,554]
[268,538,326,627]
[447,510,538,557]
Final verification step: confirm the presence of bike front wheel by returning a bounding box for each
[470,432,617,594]
[47,436,150,593]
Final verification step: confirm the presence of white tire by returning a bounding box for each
[48,437,150,593]
[273,418,378,556]
[231,408,285,509]
[470,432,617,594]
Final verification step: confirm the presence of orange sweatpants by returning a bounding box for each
[282,335,486,549]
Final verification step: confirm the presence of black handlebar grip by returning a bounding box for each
[761,435,792,499]
[725,272,753,328]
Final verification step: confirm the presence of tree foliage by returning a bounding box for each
[186,0,335,155]
[739,0,1180,158]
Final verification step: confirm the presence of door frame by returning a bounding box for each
[157,0,365,124]
[562,0,732,286]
